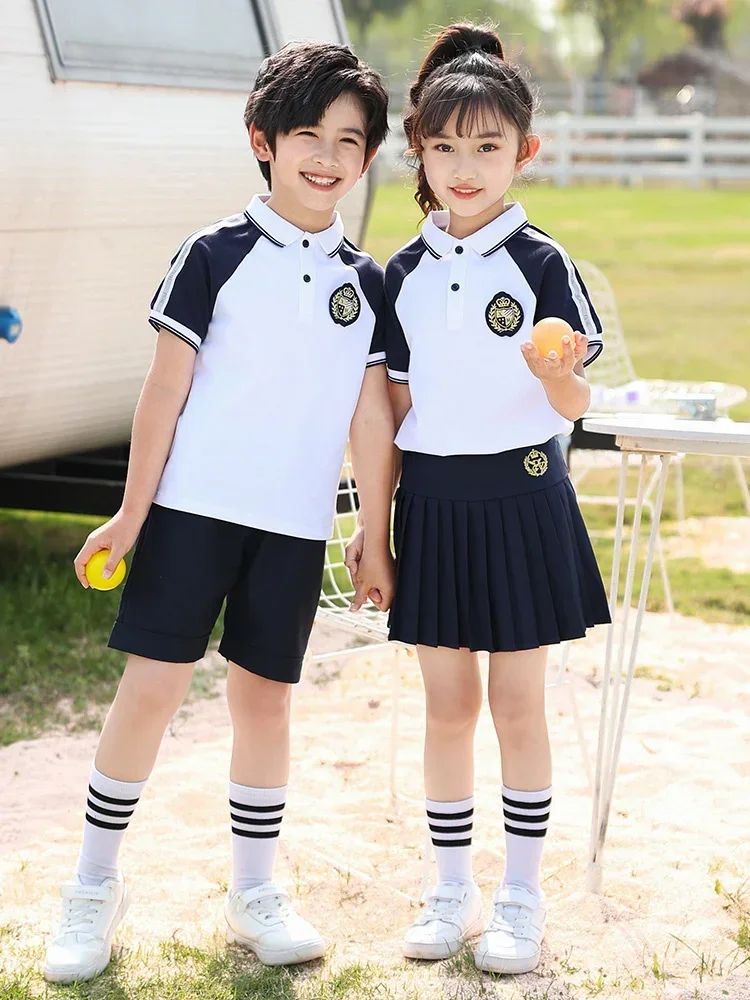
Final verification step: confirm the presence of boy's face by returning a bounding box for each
[252,93,374,214]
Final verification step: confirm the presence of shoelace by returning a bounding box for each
[486,902,530,936]
[419,889,465,925]
[59,897,104,936]
[241,892,291,925]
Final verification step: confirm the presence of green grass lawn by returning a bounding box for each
[1,183,749,748]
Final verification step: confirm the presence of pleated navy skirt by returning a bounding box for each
[389,437,611,652]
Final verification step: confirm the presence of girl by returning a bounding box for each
[376,22,610,975]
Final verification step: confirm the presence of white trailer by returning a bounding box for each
[0,0,374,510]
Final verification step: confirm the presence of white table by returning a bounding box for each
[581,414,750,893]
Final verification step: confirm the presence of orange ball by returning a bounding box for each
[531,317,575,359]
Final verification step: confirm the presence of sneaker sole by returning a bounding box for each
[403,916,484,961]
[474,947,542,975]
[226,927,326,966]
[44,885,131,984]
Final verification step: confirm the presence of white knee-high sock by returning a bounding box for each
[230,782,286,893]
[501,784,552,898]
[77,765,148,885]
[426,796,475,885]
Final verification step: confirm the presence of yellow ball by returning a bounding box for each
[531,317,575,359]
[85,550,126,591]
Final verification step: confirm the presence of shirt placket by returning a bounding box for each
[298,236,316,325]
[446,245,468,332]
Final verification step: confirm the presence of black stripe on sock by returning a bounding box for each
[229,799,286,814]
[231,828,281,839]
[428,823,473,834]
[503,810,550,824]
[432,837,472,848]
[504,824,547,838]
[85,813,129,831]
[502,795,552,810]
[86,798,135,819]
[230,813,283,826]
[426,807,473,821]
[88,784,140,807]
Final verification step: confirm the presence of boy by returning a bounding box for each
[44,41,393,983]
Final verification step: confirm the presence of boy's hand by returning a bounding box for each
[350,546,396,613]
[344,523,365,585]
[522,331,588,382]
[73,509,144,588]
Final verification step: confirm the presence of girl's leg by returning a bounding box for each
[78,654,195,884]
[418,645,483,884]
[487,646,551,897]
[225,662,291,891]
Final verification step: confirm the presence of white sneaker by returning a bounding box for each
[44,875,130,984]
[402,880,483,960]
[474,884,547,975]
[225,884,326,966]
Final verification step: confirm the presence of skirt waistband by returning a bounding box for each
[399,438,568,501]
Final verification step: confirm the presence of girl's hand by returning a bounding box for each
[522,331,588,382]
[350,545,396,613]
[73,509,144,588]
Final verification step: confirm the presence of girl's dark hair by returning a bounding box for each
[404,24,536,215]
[245,41,389,189]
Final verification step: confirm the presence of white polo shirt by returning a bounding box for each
[148,194,385,540]
[384,202,604,457]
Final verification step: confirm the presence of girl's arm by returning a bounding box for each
[348,365,396,611]
[522,332,591,422]
[73,332,197,586]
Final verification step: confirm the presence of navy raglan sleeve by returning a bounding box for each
[367,302,387,368]
[384,260,410,385]
[149,236,213,351]
[534,248,604,367]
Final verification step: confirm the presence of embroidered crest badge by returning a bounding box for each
[485,292,524,337]
[329,283,361,327]
[523,449,549,478]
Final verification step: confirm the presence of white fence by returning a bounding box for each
[380,114,750,186]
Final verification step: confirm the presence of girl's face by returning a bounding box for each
[420,106,540,219]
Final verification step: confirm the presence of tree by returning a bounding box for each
[559,0,650,77]
[674,0,730,49]
[341,0,404,46]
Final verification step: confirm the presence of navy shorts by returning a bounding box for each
[108,504,326,683]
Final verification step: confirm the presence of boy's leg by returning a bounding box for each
[77,654,196,885]
[475,647,550,975]
[219,528,326,966]
[403,646,484,960]
[226,663,290,892]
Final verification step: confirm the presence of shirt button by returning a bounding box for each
[302,239,310,248]
[455,246,464,254]
[303,274,311,282]
[451,282,460,291]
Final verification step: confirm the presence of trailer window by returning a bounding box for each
[34,0,277,90]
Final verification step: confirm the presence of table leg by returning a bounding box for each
[587,453,671,893]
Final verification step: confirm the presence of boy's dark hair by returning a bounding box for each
[244,41,389,188]
[404,23,536,216]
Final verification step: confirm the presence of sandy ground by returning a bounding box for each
[1,612,749,999]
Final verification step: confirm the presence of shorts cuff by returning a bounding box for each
[108,621,210,664]
[218,640,303,685]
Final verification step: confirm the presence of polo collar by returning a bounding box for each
[244,194,344,256]
[421,201,528,259]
